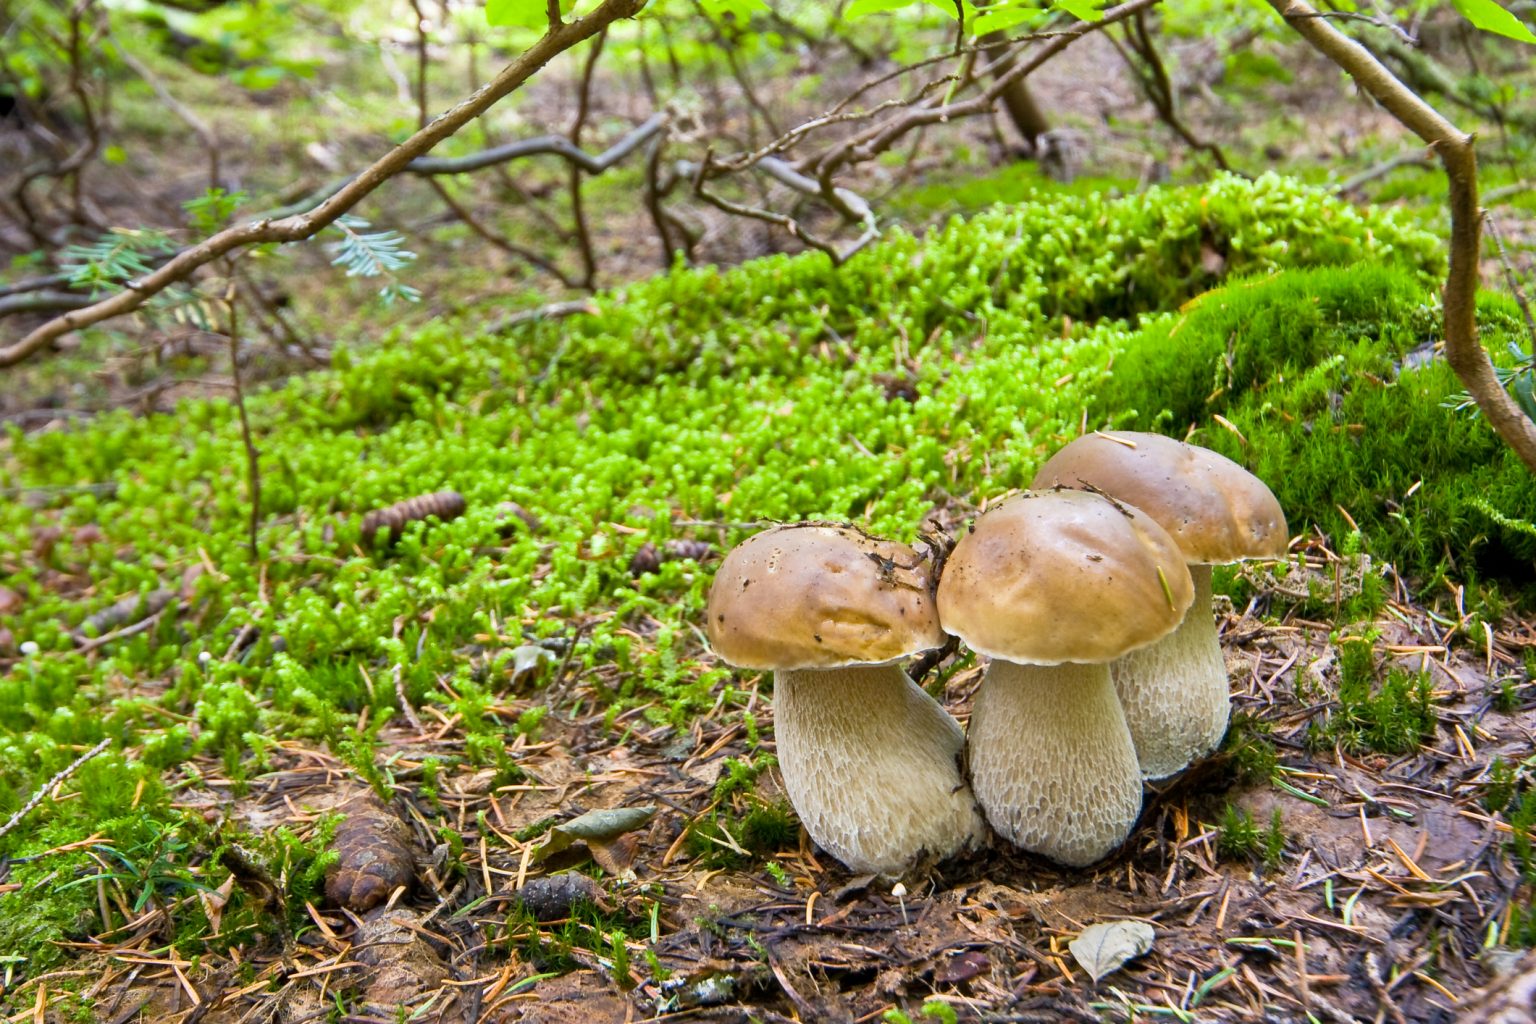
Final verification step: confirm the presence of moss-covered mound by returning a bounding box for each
[1102,266,1536,585]
[0,171,1528,966]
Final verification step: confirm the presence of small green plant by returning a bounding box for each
[1505,790,1536,947]
[1313,637,1437,755]
[883,1000,959,1024]
[1222,712,1279,784]
[1216,803,1261,861]
[1493,679,1524,714]
[1486,757,1521,813]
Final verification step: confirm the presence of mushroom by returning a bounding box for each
[936,490,1193,866]
[705,523,985,875]
[1032,431,1288,779]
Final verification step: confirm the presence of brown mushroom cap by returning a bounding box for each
[706,524,944,671]
[937,490,1194,665]
[1031,431,1287,565]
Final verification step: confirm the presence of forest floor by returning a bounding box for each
[7,14,1536,1024]
[48,556,1536,1024]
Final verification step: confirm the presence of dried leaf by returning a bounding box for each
[509,644,554,681]
[1069,920,1155,982]
[0,585,21,616]
[934,950,990,984]
[534,806,657,863]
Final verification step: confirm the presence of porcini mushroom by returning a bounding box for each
[937,490,1193,866]
[1032,431,1288,779]
[706,523,985,875]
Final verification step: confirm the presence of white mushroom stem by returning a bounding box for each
[772,664,985,876]
[966,659,1142,867]
[1110,563,1230,780]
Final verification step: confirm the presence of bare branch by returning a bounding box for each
[406,113,668,175]
[1,0,648,369]
[1268,0,1536,474]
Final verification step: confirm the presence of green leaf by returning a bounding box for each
[698,0,767,21]
[844,0,922,18]
[973,4,1047,34]
[1451,0,1536,43]
[486,0,548,28]
[1052,0,1102,21]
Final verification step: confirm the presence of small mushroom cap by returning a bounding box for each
[1032,431,1287,565]
[937,490,1194,665]
[706,523,944,671]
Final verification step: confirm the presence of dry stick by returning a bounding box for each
[1120,9,1231,172]
[568,29,608,291]
[1267,0,1536,475]
[0,738,112,840]
[1484,214,1536,348]
[1,0,648,368]
[226,275,261,559]
[406,1,575,288]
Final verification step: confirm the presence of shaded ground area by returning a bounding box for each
[24,556,1533,1024]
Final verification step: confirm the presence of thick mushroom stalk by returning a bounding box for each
[1111,564,1228,779]
[1032,431,1287,779]
[706,522,982,874]
[936,490,1194,866]
[967,660,1142,866]
[773,664,985,876]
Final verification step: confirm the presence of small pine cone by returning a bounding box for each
[662,539,715,562]
[325,799,418,912]
[629,541,662,576]
[359,490,467,546]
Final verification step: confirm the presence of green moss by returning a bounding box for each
[1311,636,1437,756]
[1221,712,1279,785]
[0,173,1493,980]
[1104,265,1536,587]
[1216,804,1286,871]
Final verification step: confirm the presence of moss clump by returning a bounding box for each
[0,173,1479,975]
[1221,712,1279,785]
[1103,264,1536,586]
[1215,804,1286,871]
[1311,636,1437,755]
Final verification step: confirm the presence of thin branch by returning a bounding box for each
[0,738,112,840]
[1485,214,1536,349]
[568,28,608,290]
[1,0,648,368]
[486,298,597,335]
[1268,0,1536,474]
[812,0,1163,182]
[408,112,667,175]
[225,274,261,559]
[1330,150,1433,194]
[1118,10,1231,171]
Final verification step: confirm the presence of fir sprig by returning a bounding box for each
[328,214,422,306]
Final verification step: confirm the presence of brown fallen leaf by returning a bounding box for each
[0,585,20,616]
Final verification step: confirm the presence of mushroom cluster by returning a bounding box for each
[703,433,1285,875]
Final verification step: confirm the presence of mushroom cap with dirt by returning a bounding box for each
[706,522,985,875]
[937,489,1193,866]
[1032,430,1288,779]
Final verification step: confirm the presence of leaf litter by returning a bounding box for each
[5,547,1536,1023]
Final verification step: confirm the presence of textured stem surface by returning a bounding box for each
[773,665,983,875]
[967,659,1142,866]
[1112,563,1229,779]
